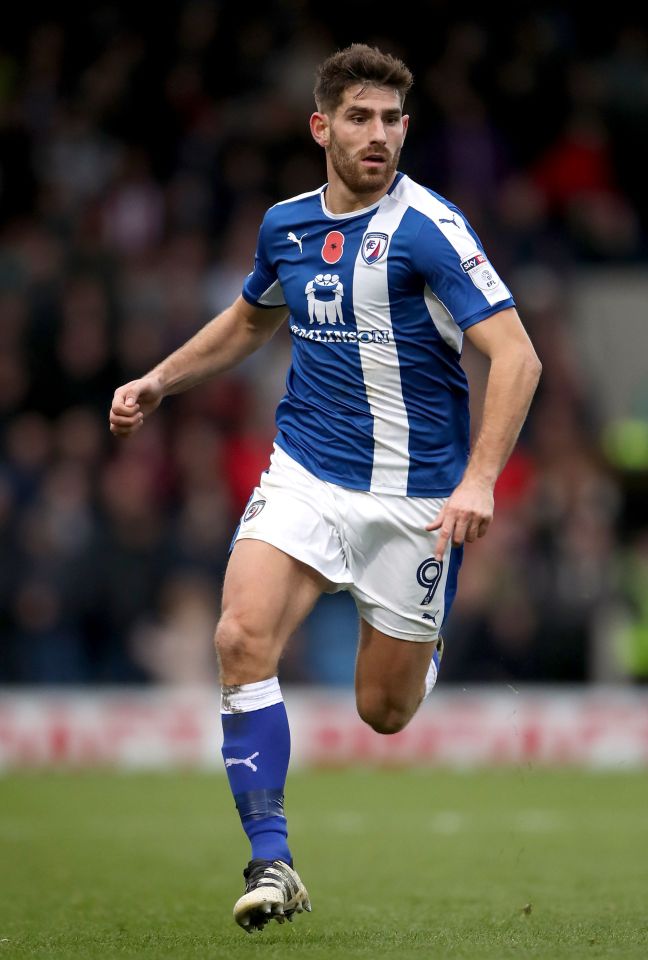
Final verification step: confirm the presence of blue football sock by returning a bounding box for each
[221,677,292,864]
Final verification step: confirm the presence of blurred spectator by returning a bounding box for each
[131,571,219,684]
[531,111,640,258]
[101,148,165,256]
[615,530,648,684]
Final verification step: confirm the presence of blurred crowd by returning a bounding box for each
[1,3,647,686]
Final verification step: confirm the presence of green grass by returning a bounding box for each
[1,769,647,959]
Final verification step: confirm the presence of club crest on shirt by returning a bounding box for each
[460,251,501,292]
[361,232,389,264]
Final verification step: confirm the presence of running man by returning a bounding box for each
[109,44,541,931]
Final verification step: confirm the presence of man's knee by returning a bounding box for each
[214,614,267,680]
[356,689,420,735]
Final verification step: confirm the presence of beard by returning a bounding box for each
[327,131,401,195]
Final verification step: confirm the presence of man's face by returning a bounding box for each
[325,84,408,196]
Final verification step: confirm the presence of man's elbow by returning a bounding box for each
[523,346,542,386]
[480,330,542,393]
[527,348,542,387]
[504,343,541,394]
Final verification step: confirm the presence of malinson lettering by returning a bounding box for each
[290,325,390,344]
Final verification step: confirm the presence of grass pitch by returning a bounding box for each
[1,768,647,959]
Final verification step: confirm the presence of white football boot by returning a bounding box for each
[233,859,312,933]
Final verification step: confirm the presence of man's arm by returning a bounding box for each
[427,306,541,560]
[109,296,288,437]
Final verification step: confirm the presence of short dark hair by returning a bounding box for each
[314,44,413,113]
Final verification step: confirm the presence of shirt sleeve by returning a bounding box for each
[411,213,515,331]
[241,213,287,308]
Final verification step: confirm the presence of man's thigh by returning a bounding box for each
[355,619,435,709]
[222,539,328,644]
[217,540,328,683]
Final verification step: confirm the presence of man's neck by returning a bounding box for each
[323,171,397,215]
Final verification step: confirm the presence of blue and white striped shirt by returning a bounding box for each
[242,172,515,497]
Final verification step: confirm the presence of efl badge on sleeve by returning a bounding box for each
[361,232,389,264]
[460,251,501,292]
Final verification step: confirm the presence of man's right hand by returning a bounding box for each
[109,375,164,438]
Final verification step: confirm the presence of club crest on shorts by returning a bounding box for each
[361,232,389,264]
[243,500,266,521]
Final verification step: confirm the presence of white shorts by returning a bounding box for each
[232,444,463,642]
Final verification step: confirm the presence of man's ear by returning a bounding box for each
[310,112,330,148]
[402,114,409,144]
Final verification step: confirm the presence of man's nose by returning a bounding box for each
[368,118,387,143]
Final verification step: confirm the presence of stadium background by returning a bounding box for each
[2,6,648,958]
[2,2,648,689]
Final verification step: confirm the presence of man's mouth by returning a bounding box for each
[361,154,388,167]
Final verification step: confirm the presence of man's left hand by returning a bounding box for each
[426,478,494,561]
